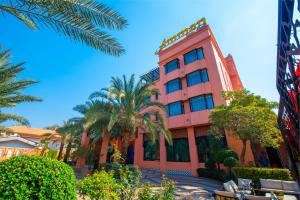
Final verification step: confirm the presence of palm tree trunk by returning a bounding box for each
[121,133,130,163]
[57,141,65,160]
[240,139,247,165]
[63,142,72,163]
[93,139,102,171]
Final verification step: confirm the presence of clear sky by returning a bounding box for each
[1,0,278,128]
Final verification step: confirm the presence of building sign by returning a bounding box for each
[158,18,206,51]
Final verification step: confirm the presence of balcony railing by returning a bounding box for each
[141,67,160,82]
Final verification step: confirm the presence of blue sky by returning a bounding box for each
[1,0,278,128]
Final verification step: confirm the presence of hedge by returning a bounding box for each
[0,155,76,200]
[232,167,292,187]
[197,168,230,182]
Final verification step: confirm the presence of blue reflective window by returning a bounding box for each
[144,112,150,119]
[168,101,184,116]
[205,94,214,109]
[187,71,201,86]
[166,78,181,94]
[145,96,151,103]
[186,69,209,87]
[201,69,209,82]
[189,94,214,112]
[184,50,197,65]
[165,59,179,74]
[197,48,204,60]
[190,96,206,111]
[184,48,204,65]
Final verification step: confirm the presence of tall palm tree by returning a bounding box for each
[51,119,84,161]
[46,119,84,161]
[62,118,84,162]
[74,99,116,168]
[90,74,172,160]
[53,122,71,160]
[0,48,41,132]
[0,0,127,56]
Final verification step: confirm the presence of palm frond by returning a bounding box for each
[0,47,41,127]
[0,4,37,29]
[0,112,29,125]
[0,0,126,55]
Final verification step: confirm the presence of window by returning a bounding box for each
[196,135,227,163]
[144,112,150,119]
[187,70,201,86]
[165,59,179,74]
[154,112,159,121]
[144,140,160,161]
[196,136,210,162]
[166,138,190,162]
[184,48,204,65]
[145,96,151,103]
[166,78,181,94]
[205,94,214,109]
[168,101,184,116]
[201,69,209,82]
[189,94,214,112]
[186,69,209,87]
[155,92,159,100]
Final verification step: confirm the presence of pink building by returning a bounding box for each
[133,19,254,176]
[78,19,254,176]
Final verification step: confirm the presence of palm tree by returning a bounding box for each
[74,99,117,169]
[39,132,54,156]
[0,48,41,132]
[0,0,127,56]
[50,119,84,161]
[90,74,172,160]
[62,118,84,162]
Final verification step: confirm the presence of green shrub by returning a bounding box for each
[78,170,122,200]
[47,149,59,159]
[223,157,238,168]
[100,163,141,186]
[232,167,292,187]
[161,175,176,200]
[205,158,216,170]
[138,182,160,200]
[0,155,76,200]
[197,168,230,182]
[138,177,176,200]
[119,166,141,200]
[223,149,239,160]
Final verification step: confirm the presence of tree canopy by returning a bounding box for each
[209,89,282,164]
[90,74,172,159]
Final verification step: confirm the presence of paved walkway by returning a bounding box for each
[141,169,222,200]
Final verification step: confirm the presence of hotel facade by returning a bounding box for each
[78,19,255,176]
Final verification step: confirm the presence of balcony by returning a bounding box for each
[141,67,160,82]
[167,109,210,129]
